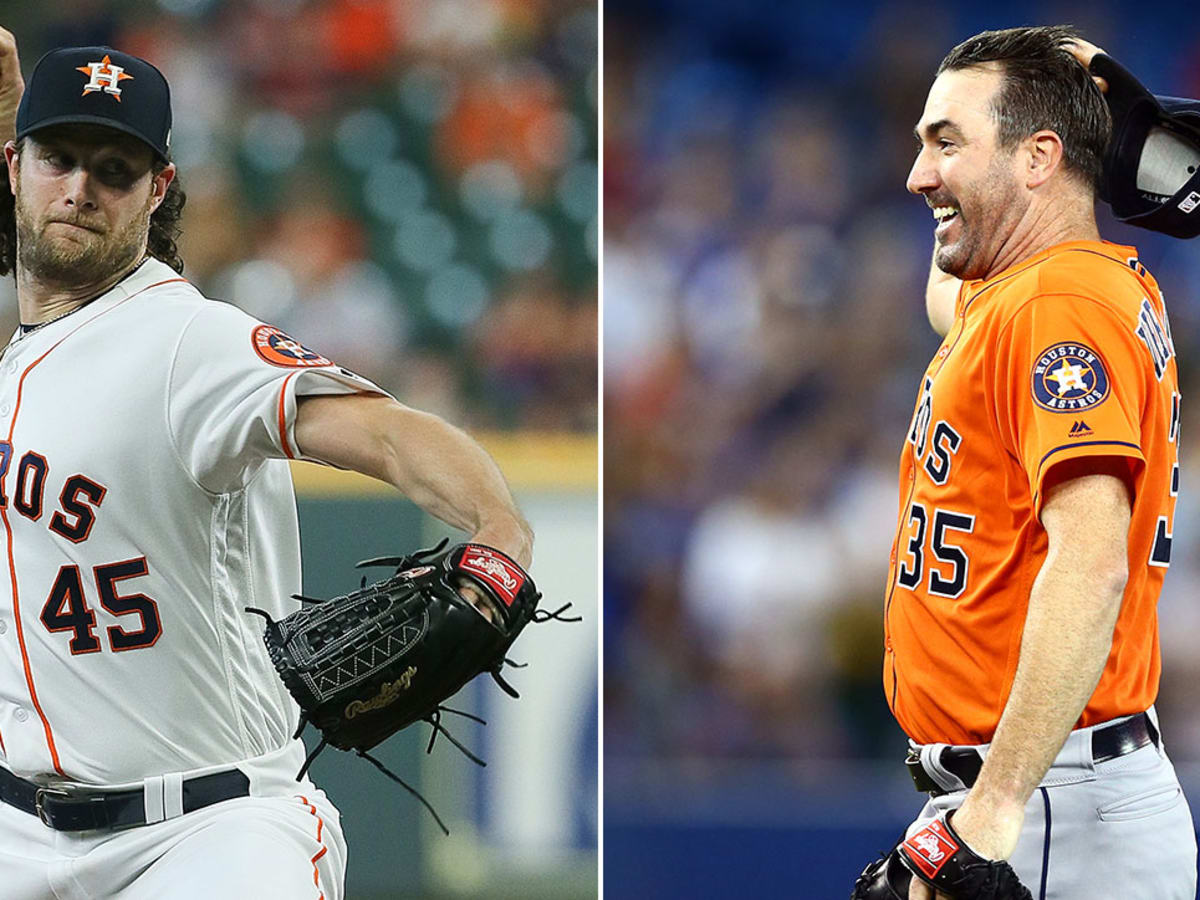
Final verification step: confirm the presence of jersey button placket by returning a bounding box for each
[0,355,18,419]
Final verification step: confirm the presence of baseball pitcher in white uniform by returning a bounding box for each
[0,34,533,900]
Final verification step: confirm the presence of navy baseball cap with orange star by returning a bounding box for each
[15,46,171,162]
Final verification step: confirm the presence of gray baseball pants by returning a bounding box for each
[906,709,1197,899]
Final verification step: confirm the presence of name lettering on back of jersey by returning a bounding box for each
[1151,390,1183,569]
[1135,298,1176,381]
[1031,342,1110,412]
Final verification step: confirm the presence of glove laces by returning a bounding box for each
[292,704,489,837]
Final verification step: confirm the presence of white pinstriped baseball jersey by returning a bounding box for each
[0,257,384,785]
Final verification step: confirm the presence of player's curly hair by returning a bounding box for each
[938,25,1111,190]
[0,140,186,277]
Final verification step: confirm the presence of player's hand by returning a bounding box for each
[948,793,1024,862]
[457,581,497,624]
[907,878,947,900]
[0,27,22,145]
[1061,37,1109,93]
[905,797,1023,899]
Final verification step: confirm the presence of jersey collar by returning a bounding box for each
[960,239,1139,310]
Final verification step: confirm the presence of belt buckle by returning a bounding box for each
[33,786,73,828]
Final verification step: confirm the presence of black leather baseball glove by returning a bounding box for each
[249,540,574,831]
[851,814,1032,900]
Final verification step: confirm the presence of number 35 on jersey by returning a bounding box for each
[898,376,975,598]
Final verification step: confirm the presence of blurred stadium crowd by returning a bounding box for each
[604,0,1200,768]
[1,0,597,432]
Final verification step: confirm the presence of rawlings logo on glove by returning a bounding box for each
[851,813,1032,900]
[344,666,418,718]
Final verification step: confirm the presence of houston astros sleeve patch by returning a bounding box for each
[252,325,333,368]
[1030,342,1111,413]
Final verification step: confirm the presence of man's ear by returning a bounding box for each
[150,162,175,212]
[1026,129,1065,188]
[4,140,18,193]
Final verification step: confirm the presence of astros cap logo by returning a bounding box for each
[75,54,133,101]
[16,47,173,162]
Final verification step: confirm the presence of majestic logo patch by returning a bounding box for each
[1031,342,1110,413]
[76,54,133,101]
[902,819,960,880]
[457,546,524,606]
[252,325,332,368]
[1069,420,1093,438]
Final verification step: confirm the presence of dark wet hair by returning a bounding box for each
[938,25,1111,189]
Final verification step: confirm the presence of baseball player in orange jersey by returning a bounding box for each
[864,26,1196,900]
[0,33,532,900]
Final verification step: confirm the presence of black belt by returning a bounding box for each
[907,712,1160,796]
[0,765,250,831]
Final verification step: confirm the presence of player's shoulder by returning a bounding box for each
[986,240,1155,326]
[1033,240,1149,302]
[120,260,263,331]
[118,258,212,319]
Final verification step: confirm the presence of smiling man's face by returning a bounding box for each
[7,124,169,287]
[907,65,1029,281]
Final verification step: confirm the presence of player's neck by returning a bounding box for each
[15,256,145,326]
[982,193,1100,281]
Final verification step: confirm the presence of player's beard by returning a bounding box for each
[933,153,1024,282]
[14,189,153,288]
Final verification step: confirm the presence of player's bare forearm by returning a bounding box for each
[294,393,533,567]
[950,464,1131,861]
[925,245,958,337]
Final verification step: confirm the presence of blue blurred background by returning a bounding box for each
[603,1,1200,896]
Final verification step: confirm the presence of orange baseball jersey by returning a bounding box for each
[884,240,1179,745]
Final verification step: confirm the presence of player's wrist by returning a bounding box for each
[948,794,1024,861]
[469,516,534,570]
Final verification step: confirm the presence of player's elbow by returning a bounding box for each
[1084,558,1129,627]
[1098,562,1128,600]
